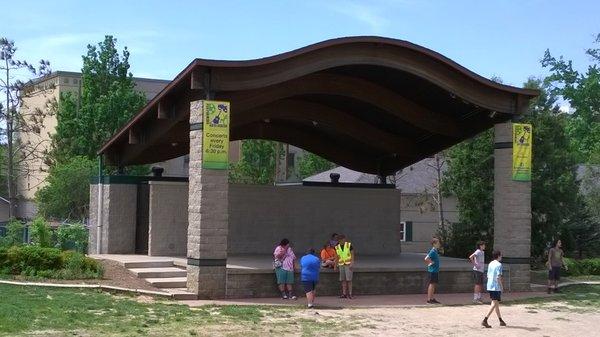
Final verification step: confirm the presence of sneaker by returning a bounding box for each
[499,319,507,327]
[290,295,298,300]
[476,299,485,305]
[430,298,441,304]
[339,294,347,299]
[347,294,354,300]
[307,303,314,308]
[482,319,492,328]
[281,293,288,300]
[547,288,552,294]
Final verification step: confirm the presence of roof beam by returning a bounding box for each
[235,99,417,157]
[220,73,461,138]
[117,100,190,165]
[232,121,381,174]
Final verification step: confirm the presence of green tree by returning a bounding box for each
[229,140,279,184]
[49,35,146,164]
[522,78,581,259]
[35,156,95,220]
[542,34,600,163]
[297,152,335,179]
[441,129,494,258]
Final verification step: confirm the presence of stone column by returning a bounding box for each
[186,100,229,299]
[493,122,531,291]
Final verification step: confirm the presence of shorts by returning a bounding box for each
[338,265,353,281]
[549,266,561,281]
[275,268,294,284]
[302,281,317,293]
[473,271,484,285]
[489,291,502,301]
[428,272,439,284]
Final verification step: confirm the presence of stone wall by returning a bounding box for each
[228,184,402,255]
[400,194,459,253]
[148,181,189,256]
[226,269,473,298]
[88,183,137,254]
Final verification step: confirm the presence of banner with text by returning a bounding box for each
[202,100,230,170]
[512,123,532,181]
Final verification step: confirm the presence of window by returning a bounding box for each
[399,222,406,241]
[400,221,413,242]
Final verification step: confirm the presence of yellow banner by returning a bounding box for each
[202,101,230,170]
[512,123,532,181]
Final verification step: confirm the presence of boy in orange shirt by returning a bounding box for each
[320,233,338,268]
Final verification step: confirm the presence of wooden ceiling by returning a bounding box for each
[99,36,538,175]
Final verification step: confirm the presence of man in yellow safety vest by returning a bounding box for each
[334,234,355,299]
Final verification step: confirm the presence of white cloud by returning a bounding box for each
[325,1,391,34]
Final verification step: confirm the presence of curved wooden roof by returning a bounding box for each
[99,36,538,175]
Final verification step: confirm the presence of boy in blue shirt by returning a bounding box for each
[482,250,507,328]
[424,237,441,304]
[300,248,321,308]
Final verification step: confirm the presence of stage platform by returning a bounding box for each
[93,253,488,298]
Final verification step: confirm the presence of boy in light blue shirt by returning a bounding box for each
[482,250,507,328]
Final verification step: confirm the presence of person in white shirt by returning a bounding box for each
[482,250,507,328]
[469,241,486,304]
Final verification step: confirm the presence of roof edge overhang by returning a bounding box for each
[97,36,539,171]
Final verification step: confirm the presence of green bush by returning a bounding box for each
[6,246,62,275]
[56,223,88,253]
[564,258,600,276]
[57,250,103,279]
[1,218,25,247]
[29,217,54,248]
[1,246,102,279]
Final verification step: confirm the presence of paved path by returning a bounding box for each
[183,291,552,308]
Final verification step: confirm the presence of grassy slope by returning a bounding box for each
[0,284,344,337]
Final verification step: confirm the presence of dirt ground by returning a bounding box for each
[287,303,597,337]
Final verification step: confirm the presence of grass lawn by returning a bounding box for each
[0,284,349,337]
[506,284,600,312]
[1,283,598,336]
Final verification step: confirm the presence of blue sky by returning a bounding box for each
[4,0,600,87]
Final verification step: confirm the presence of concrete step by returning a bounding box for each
[130,267,187,278]
[163,288,198,300]
[122,260,174,269]
[146,277,187,288]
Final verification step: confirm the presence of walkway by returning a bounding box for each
[183,291,551,308]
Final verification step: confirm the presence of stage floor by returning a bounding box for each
[92,253,473,272]
[92,253,479,297]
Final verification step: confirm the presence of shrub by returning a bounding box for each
[564,258,600,276]
[29,217,54,248]
[56,223,88,253]
[1,218,25,247]
[6,246,62,275]
[0,246,102,279]
[57,250,103,279]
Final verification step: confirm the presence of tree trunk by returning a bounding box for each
[5,61,16,218]
[435,154,445,232]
